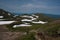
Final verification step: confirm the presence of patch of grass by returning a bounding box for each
[17,32,36,40]
[6,23,44,32]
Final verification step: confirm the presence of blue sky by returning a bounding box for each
[0,0,60,15]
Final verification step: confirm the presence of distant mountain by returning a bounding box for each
[44,14,60,18]
[15,13,60,18]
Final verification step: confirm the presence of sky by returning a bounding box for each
[0,0,60,15]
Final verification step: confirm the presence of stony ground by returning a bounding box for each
[0,32,25,40]
[0,25,26,40]
[0,25,9,32]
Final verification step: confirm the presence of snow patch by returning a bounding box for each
[13,24,32,28]
[0,21,16,25]
[32,15,39,18]
[8,13,11,15]
[31,18,37,20]
[21,15,33,18]
[21,19,32,22]
[32,20,47,24]
[0,16,3,18]
[13,15,18,17]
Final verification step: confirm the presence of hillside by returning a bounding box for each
[36,20,60,40]
[0,9,60,40]
[0,9,14,20]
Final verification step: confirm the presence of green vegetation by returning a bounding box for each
[17,32,36,40]
[34,13,54,22]
[37,20,60,36]
[6,23,44,32]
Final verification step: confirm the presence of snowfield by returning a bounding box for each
[0,21,16,25]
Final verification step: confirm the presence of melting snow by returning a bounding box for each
[32,20,47,24]
[21,19,32,22]
[13,24,32,28]
[35,16,39,18]
[0,21,16,25]
[0,16,3,18]
[32,15,39,18]
[8,13,11,15]
[13,15,18,17]
[21,15,39,21]
[21,15,33,18]
[31,18,37,20]
[0,14,48,28]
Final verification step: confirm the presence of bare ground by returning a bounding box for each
[0,32,26,40]
[0,25,26,40]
